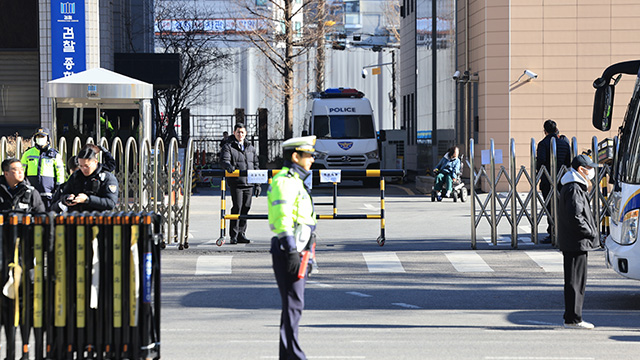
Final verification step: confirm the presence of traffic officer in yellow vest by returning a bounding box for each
[268,135,317,360]
[20,127,65,210]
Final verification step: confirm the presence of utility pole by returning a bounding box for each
[315,0,326,92]
[391,50,397,129]
[431,0,438,167]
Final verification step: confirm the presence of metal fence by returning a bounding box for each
[470,136,614,249]
[191,114,259,139]
[1,136,195,249]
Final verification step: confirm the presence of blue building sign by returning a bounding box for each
[51,1,86,80]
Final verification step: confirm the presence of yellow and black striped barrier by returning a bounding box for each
[203,169,404,247]
[0,211,163,360]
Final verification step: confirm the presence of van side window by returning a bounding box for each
[314,116,330,138]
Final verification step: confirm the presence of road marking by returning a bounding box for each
[445,251,494,272]
[195,255,232,275]
[200,238,221,246]
[525,251,563,272]
[392,302,422,309]
[307,281,333,288]
[522,320,557,326]
[346,291,372,298]
[362,252,405,273]
[519,225,531,233]
[485,358,594,360]
[362,203,377,211]
[262,357,366,359]
[483,236,530,246]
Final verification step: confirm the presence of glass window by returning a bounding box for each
[313,115,375,139]
[618,79,640,184]
[344,0,360,13]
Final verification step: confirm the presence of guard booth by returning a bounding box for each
[45,68,153,147]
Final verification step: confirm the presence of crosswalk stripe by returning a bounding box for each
[362,252,405,273]
[195,255,233,275]
[445,251,494,272]
[525,251,563,272]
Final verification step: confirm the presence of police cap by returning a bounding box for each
[282,135,316,154]
[33,127,49,138]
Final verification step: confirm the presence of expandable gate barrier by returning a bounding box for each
[0,212,162,360]
[203,169,405,247]
[470,136,614,249]
[0,135,195,250]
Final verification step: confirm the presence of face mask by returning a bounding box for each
[35,137,47,147]
[586,168,595,181]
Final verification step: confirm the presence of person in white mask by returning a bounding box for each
[20,127,65,210]
[557,154,599,330]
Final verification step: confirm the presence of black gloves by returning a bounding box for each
[254,185,261,197]
[287,251,301,277]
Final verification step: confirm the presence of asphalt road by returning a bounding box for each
[160,182,640,359]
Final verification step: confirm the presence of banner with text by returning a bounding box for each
[51,0,86,80]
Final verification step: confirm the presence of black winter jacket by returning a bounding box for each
[557,169,599,252]
[220,139,259,187]
[536,133,571,187]
[58,164,118,212]
[0,176,45,212]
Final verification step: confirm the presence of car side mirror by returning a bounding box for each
[592,84,614,131]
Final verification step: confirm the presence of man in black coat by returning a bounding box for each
[536,119,572,243]
[221,123,260,244]
[58,144,118,212]
[557,154,599,329]
[0,158,45,212]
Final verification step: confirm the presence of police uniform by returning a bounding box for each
[20,127,65,209]
[268,136,317,360]
[0,176,45,212]
[59,163,118,212]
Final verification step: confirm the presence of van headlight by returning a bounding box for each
[620,209,639,245]
[610,191,622,226]
[365,150,379,160]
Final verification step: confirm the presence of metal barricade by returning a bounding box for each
[0,136,195,250]
[204,169,405,247]
[470,136,614,249]
[0,211,162,360]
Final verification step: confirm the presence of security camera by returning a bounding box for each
[524,69,538,79]
[452,70,461,81]
[362,69,367,79]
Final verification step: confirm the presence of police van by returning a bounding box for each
[303,88,380,185]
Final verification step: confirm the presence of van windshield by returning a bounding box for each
[617,77,640,184]
[313,115,375,139]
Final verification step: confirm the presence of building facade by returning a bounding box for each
[455,0,640,184]
[0,0,153,137]
[400,0,457,172]
[156,0,399,139]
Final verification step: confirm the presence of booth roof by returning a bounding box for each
[46,67,153,100]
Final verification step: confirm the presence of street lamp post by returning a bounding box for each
[362,49,397,129]
[454,70,478,163]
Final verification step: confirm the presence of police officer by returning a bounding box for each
[20,127,65,210]
[0,158,45,212]
[58,144,118,212]
[221,123,260,244]
[268,135,317,360]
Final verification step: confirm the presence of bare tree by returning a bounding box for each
[232,0,332,139]
[382,0,401,44]
[154,2,232,143]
